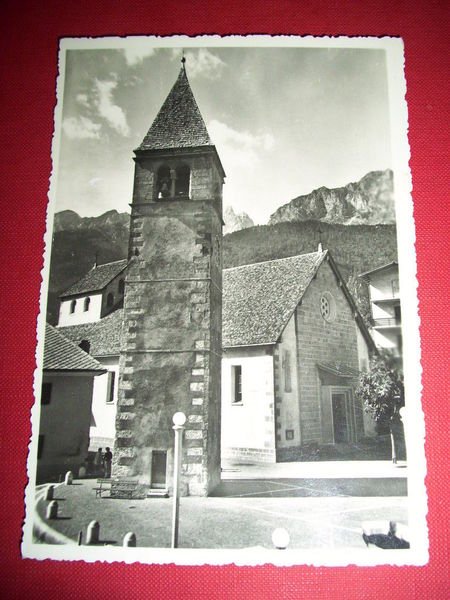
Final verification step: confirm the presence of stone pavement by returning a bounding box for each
[34,469,408,550]
[221,459,408,480]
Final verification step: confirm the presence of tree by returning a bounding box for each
[356,354,405,462]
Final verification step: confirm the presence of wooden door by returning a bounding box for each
[151,450,167,488]
[332,392,349,443]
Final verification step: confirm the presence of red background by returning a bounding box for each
[0,1,448,597]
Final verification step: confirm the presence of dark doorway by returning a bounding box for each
[332,393,348,443]
[151,450,167,488]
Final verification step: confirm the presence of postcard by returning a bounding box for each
[22,35,427,566]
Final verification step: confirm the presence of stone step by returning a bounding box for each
[147,488,169,498]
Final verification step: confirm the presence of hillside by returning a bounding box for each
[269,170,395,226]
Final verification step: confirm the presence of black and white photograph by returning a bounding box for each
[23,36,427,565]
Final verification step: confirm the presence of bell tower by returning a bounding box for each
[113,61,225,496]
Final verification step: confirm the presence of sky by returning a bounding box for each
[55,41,392,224]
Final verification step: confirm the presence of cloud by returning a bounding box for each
[172,49,226,80]
[123,44,156,66]
[94,79,130,136]
[76,93,90,108]
[208,119,274,169]
[62,116,101,140]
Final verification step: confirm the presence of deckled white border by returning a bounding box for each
[22,35,427,566]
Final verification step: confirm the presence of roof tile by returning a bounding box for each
[223,252,326,347]
[58,309,124,357]
[61,259,127,298]
[58,253,327,354]
[43,324,105,371]
[138,67,212,151]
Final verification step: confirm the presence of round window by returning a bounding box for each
[320,292,336,322]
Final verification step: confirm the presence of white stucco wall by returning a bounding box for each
[100,275,125,318]
[221,350,275,463]
[37,373,95,482]
[368,266,399,303]
[356,325,377,437]
[276,315,301,449]
[89,356,119,450]
[58,293,103,326]
[356,325,370,372]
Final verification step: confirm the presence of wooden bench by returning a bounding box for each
[93,478,112,498]
[110,478,141,499]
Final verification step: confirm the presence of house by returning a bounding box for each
[359,262,402,362]
[57,310,123,451]
[58,248,377,466]
[221,250,377,463]
[58,259,127,327]
[57,261,126,450]
[37,324,105,483]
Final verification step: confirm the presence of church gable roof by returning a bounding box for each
[138,66,212,151]
[43,324,105,372]
[60,259,127,298]
[58,309,124,357]
[223,251,326,348]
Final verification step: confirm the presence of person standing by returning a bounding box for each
[94,447,103,476]
[103,447,113,478]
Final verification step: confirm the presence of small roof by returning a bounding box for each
[359,261,398,278]
[223,251,326,348]
[58,309,124,357]
[43,324,105,372]
[60,259,127,298]
[138,66,212,151]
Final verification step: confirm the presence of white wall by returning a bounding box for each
[100,275,125,318]
[356,325,377,437]
[37,373,94,482]
[276,315,301,449]
[58,293,103,326]
[221,351,275,462]
[368,267,399,303]
[89,356,119,450]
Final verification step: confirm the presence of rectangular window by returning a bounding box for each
[106,371,116,404]
[285,429,294,441]
[38,435,45,460]
[231,365,242,404]
[283,350,292,392]
[41,382,52,405]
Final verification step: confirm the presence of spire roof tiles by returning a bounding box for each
[138,66,212,151]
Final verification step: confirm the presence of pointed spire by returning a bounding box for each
[138,65,212,151]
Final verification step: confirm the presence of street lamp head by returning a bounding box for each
[272,527,290,549]
[172,412,187,427]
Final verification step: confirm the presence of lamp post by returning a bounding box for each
[171,411,186,548]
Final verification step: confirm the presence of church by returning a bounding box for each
[45,61,377,494]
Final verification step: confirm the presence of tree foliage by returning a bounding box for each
[356,354,404,423]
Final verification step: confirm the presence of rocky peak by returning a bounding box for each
[223,205,255,234]
[269,169,394,226]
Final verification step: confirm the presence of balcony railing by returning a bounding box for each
[373,317,401,327]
